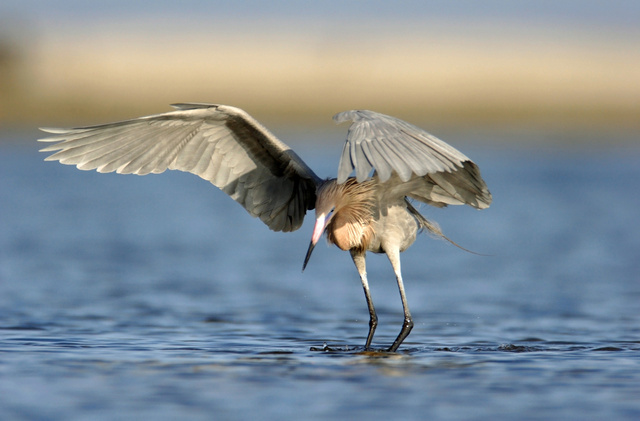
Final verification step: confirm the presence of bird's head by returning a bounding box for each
[302,180,341,271]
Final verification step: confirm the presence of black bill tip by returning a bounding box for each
[302,241,316,272]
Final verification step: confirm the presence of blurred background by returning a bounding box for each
[1,0,638,134]
[1,3,640,420]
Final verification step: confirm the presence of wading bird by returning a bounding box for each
[39,104,492,352]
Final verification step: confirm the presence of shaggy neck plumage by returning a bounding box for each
[318,178,376,251]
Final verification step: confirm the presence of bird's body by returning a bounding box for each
[315,177,424,351]
[318,177,418,254]
[39,104,492,352]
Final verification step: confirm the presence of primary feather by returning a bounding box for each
[39,103,319,232]
[334,110,491,209]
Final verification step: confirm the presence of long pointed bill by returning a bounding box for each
[302,214,326,271]
[302,242,316,272]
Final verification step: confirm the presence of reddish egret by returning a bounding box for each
[39,104,492,352]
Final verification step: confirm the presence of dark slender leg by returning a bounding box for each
[386,248,413,352]
[350,250,377,350]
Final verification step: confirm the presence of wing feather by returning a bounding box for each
[334,110,492,209]
[40,104,320,232]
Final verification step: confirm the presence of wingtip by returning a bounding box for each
[332,110,354,124]
[37,128,68,144]
[476,195,493,209]
[170,103,218,111]
[38,127,66,135]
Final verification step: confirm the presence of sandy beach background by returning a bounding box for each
[1,2,638,134]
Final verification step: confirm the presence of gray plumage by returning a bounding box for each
[334,109,491,210]
[39,103,492,352]
[39,104,319,232]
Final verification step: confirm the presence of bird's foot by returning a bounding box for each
[309,342,355,352]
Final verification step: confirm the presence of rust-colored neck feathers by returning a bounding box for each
[317,179,376,252]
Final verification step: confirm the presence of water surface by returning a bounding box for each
[1,131,639,420]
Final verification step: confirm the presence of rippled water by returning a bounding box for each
[1,130,639,420]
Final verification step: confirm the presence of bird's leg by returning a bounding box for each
[386,248,414,352]
[350,249,377,350]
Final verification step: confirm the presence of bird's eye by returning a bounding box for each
[327,208,335,220]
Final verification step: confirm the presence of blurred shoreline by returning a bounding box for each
[1,20,639,134]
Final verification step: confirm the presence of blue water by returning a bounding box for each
[1,130,639,420]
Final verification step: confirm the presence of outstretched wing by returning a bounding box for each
[334,110,492,209]
[39,103,320,232]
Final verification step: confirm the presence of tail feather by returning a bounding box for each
[404,199,487,256]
